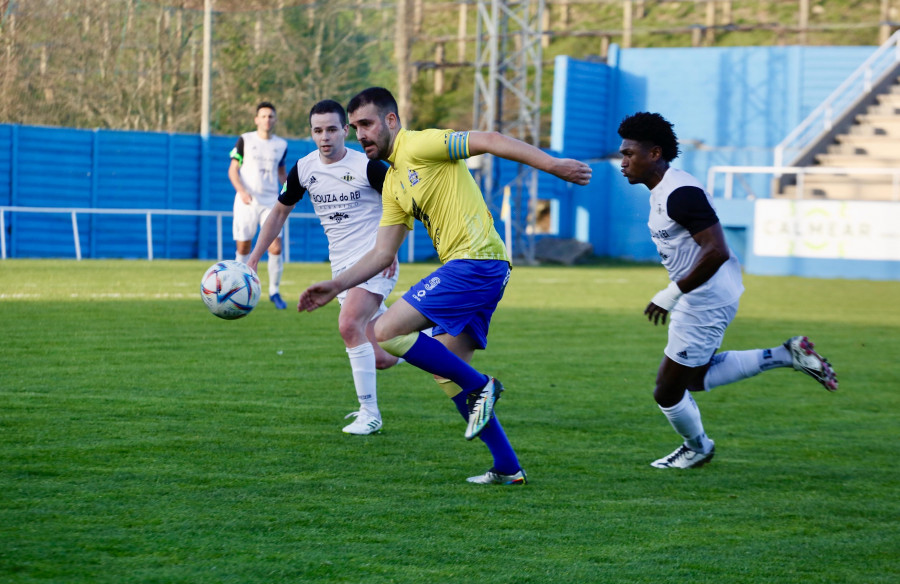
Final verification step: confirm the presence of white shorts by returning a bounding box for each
[232,195,281,242]
[332,264,399,319]
[665,301,739,368]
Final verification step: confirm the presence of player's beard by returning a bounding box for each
[361,126,392,161]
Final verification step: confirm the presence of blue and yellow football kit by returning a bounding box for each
[382,128,510,349]
[381,128,510,264]
[378,128,520,476]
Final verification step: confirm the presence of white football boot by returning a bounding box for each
[785,336,838,391]
[651,442,716,469]
[342,411,383,435]
[466,468,527,485]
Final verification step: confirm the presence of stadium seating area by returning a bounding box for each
[779,72,900,200]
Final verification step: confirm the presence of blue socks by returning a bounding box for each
[402,331,520,475]
[401,332,489,393]
[451,393,520,475]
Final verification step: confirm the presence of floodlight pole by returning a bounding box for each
[201,0,212,139]
[198,0,213,258]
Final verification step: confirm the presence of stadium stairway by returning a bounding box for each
[779,76,900,201]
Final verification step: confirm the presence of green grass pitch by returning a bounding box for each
[1,259,898,583]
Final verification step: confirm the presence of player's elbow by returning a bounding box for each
[377,250,396,271]
[467,131,503,157]
[367,247,395,272]
[707,246,730,269]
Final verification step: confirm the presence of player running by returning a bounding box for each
[247,99,402,435]
[298,87,591,485]
[617,111,838,469]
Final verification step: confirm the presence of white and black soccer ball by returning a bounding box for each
[200,260,261,320]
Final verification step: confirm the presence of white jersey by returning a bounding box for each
[230,131,288,207]
[280,148,388,271]
[649,167,744,311]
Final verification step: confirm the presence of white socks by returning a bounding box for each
[704,345,792,390]
[661,346,794,454]
[235,252,250,264]
[267,252,283,296]
[659,391,713,454]
[347,343,379,419]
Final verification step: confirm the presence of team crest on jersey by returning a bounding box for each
[408,169,419,186]
[329,212,350,222]
[341,173,354,182]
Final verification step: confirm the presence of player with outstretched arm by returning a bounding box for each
[299,87,592,485]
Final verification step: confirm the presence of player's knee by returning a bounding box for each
[337,319,365,346]
[654,384,686,408]
[374,352,397,370]
[378,332,418,357]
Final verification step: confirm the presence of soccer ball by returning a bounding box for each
[200,260,261,320]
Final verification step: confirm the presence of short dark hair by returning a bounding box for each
[617,112,680,162]
[347,87,398,118]
[256,101,277,114]
[309,99,346,126]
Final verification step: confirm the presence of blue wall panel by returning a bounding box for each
[799,47,876,114]
[0,124,415,262]
[13,214,80,258]
[605,45,876,177]
[551,56,614,158]
[0,125,11,207]
[552,46,830,202]
[17,127,93,206]
[591,160,657,260]
[96,131,169,209]
[11,126,94,258]
[92,215,148,259]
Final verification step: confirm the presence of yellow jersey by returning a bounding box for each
[380,128,510,264]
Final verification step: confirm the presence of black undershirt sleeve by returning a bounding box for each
[277,164,305,206]
[666,186,720,235]
[231,136,244,161]
[366,159,389,194]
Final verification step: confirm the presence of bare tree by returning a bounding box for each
[214,2,392,136]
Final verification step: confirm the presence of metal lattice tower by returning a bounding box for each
[472,0,545,263]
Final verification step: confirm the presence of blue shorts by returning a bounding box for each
[402,259,511,350]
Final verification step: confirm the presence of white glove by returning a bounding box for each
[650,281,683,312]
